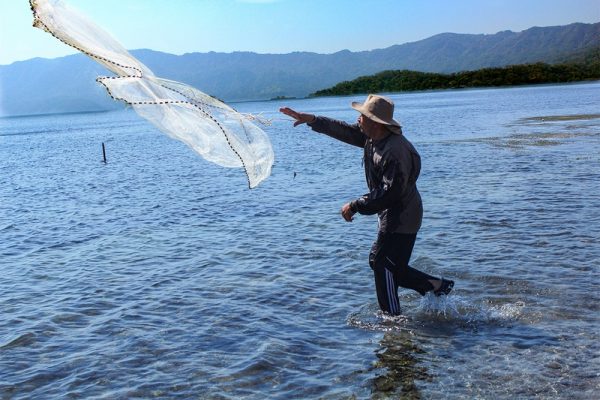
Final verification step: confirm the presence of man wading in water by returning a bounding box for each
[280,95,454,315]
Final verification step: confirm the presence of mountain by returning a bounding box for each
[1,22,598,117]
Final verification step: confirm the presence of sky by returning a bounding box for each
[1,0,599,65]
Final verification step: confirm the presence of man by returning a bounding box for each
[280,94,453,315]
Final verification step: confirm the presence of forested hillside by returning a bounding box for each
[311,55,600,97]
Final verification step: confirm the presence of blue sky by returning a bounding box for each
[1,0,599,65]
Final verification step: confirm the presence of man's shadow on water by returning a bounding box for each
[369,330,429,399]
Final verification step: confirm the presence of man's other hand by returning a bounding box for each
[341,203,355,222]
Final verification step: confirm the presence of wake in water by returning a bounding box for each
[347,294,526,332]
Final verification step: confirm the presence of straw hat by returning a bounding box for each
[351,94,401,134]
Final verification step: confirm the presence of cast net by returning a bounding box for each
[30,0,274,188]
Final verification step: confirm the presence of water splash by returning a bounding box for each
[347,295,526,332]
[346,304,410,332]
[415,293,525,324]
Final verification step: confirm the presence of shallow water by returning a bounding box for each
[1,82,599,399]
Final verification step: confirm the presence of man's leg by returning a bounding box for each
[389,233,456,296]
[389,233,438,295]
[370,233,438,314]
[369,233,406,315]
[371,258,402,315]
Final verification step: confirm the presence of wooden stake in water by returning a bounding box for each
[102,142,107,164]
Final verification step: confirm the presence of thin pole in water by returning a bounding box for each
[102,142,107,164]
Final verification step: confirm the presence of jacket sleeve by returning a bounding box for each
[308,116,366,148]
[350,158,407,215]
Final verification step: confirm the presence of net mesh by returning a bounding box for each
[30,0,274,188]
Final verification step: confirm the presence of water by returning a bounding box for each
[1,82,599,399]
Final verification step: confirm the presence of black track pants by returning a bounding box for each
[369,232,436,315]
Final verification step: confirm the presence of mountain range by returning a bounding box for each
[0,22,598,117]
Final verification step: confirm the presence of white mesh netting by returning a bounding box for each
[30,0,274,188]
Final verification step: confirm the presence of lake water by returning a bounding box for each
[1,82,599,399]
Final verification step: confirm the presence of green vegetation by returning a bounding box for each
[310,54,600,97]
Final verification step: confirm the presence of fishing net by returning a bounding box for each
[30,0,274,188]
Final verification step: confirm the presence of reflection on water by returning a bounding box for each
[372,332,429,399]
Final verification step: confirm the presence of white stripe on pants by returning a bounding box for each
[385,268,400,315]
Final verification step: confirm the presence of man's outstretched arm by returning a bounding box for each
[280,107,366,148]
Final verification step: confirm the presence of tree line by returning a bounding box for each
[310,59,600,97]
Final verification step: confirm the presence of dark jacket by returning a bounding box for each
[308,116,423,234]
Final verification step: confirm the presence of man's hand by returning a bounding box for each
[341,203,356,222]
[279,107,316,127]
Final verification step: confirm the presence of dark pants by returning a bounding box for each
[369,232,435,315]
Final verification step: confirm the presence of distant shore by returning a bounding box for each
[310,61,600,97]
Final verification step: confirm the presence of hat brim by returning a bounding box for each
[351,101,401,128]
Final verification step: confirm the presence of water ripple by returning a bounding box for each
[2,83,600,399]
